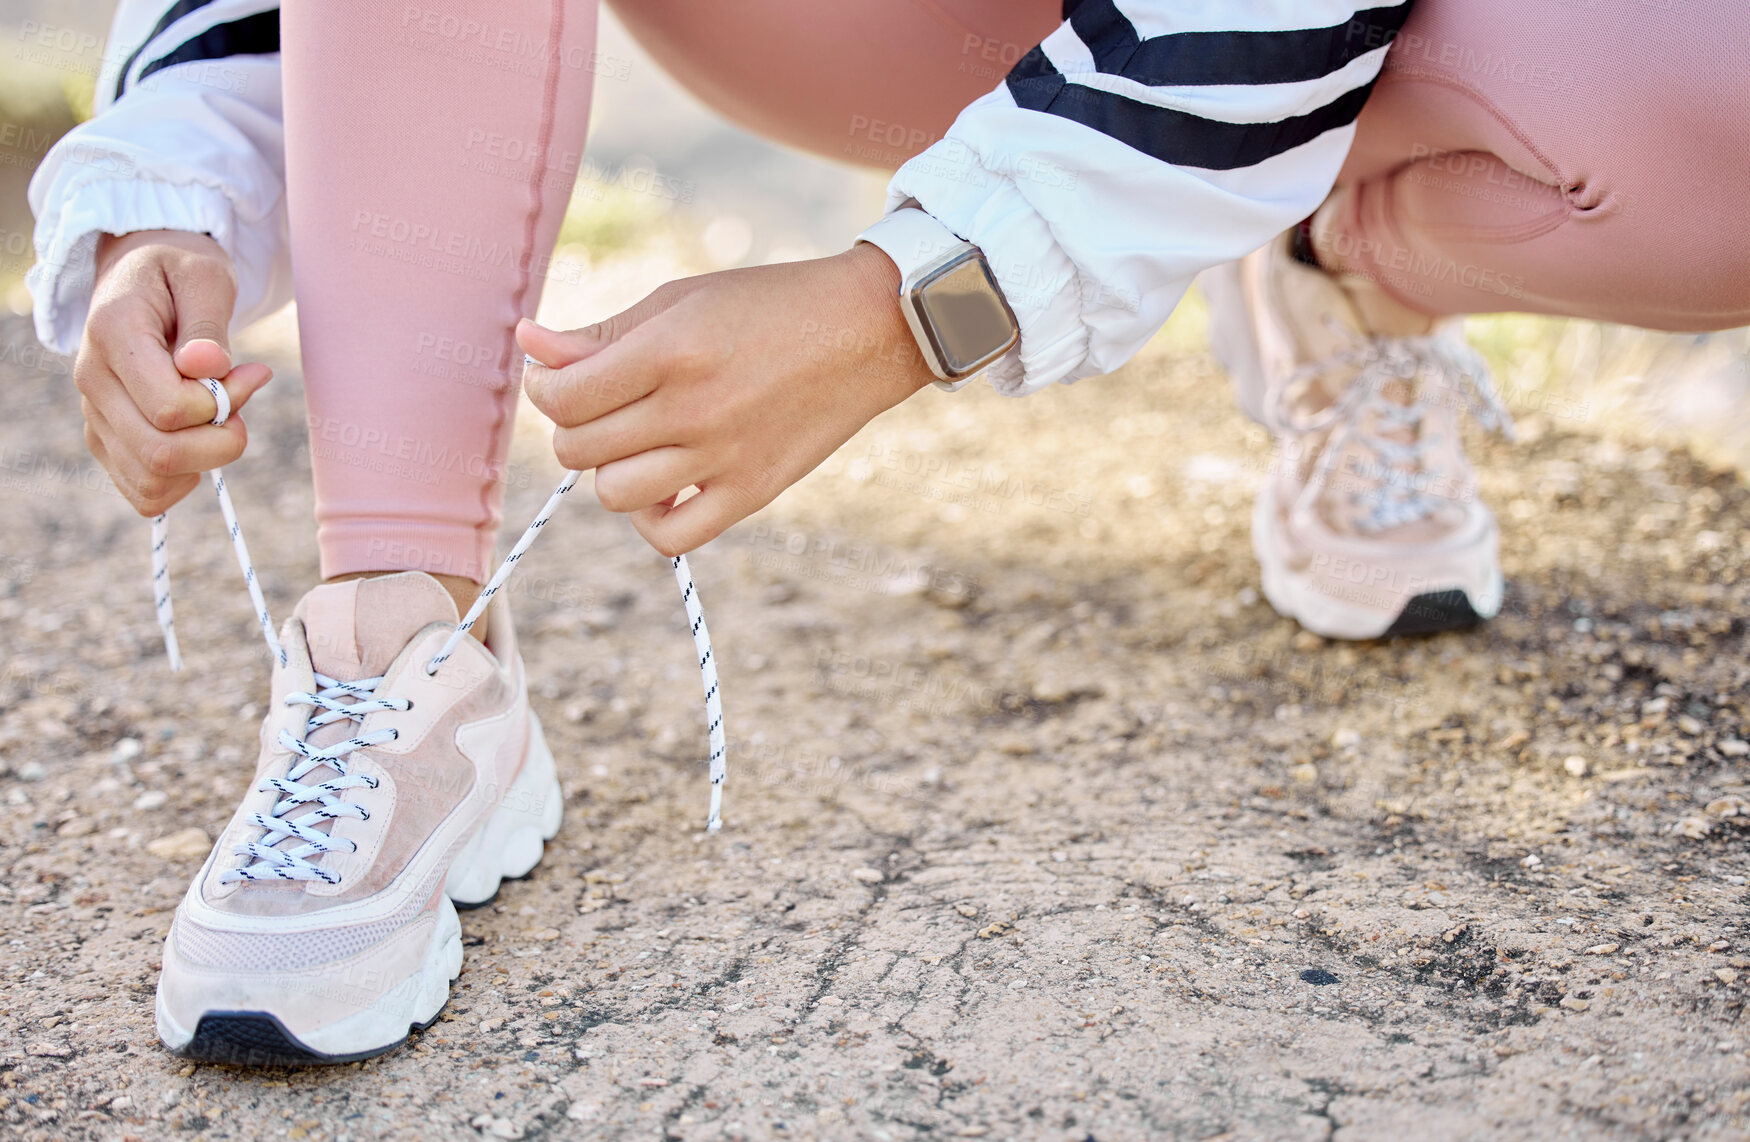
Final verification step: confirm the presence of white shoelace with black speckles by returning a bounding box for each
[1270,332,1514,534]
[149,371,726,840]
[222,673,399,884]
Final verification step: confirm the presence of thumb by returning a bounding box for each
[169,264,238,381]
[516,316,623,371]
[219,361,274,417]
[517,280,697,369]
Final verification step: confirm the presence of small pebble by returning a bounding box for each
[1563,755,1589,778]
[112,738,143,763]
[1031,678,1073,704]
[1718,739,1750,758]
[55,816,94,838]
[469,1115,523,1140]
[955,904,978,918]
[1676,817,1714,840]
[132,790,168,811]
[850,868,884,884]
[1289,763,1319,785]
[17,761,46,782]
[1331,728,1361,750]
[1586,944,1620,955]
[1717,969,1740,986]
[1559,996,1590,1012]
[145,827,211,861]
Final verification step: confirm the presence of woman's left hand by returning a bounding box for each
[518,243,938,556]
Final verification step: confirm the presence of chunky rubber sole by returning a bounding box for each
[156,716,563,1065]
[1253,489,1501,641]
[157,899,464,1066]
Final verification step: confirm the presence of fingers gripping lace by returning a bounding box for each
[147,368,729,840]
[219,674,404,884]
[151,377,287,671]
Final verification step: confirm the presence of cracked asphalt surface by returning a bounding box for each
[4,306,1750,1140]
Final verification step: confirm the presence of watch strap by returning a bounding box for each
[855,205,967,281]
[855,207,982,391]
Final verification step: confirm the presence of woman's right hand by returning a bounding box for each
[76,230,272,516]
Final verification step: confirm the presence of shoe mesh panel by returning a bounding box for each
[172,878,440,972]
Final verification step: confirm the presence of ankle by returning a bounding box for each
[326,571,489,645]
[1306,188,1438,337]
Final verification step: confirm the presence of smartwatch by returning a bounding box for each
[855,206,1020,391]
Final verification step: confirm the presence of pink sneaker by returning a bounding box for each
[1202,202,1513,640]
[154,572,561,1064]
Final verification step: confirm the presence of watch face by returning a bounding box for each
[916,254,1019,377]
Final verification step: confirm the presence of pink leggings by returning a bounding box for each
[281,0,1750,582]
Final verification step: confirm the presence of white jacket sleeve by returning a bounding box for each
[883,0,1413,395]
[27,0,286,355]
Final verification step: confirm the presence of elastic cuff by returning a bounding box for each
[30,176,236,355]
[887,141,1092,396]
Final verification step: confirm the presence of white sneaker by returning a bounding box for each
[1203,200,1513,640]
[154,572,562,1064]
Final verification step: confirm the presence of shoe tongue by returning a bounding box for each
[294,572,460,680]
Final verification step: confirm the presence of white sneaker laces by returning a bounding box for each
[219,673,401,884]
[149,367,727,888]
[1269,329,1514,533]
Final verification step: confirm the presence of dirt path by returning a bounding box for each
[3,308,1749,1141]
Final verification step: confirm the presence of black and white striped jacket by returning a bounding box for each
[30,0,1412,394]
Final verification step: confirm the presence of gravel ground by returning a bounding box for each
[3,304,1750,1142]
